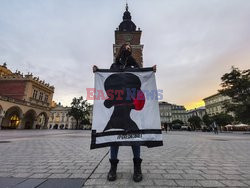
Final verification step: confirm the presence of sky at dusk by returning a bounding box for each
[0,0,249,109]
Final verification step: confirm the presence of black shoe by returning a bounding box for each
[107,159,119,181]
[133,158,143,182]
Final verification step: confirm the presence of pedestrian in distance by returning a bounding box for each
[212,121,218,134]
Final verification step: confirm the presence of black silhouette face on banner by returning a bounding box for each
[103,73,145,132]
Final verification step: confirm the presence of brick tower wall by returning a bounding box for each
[114,31,144,67]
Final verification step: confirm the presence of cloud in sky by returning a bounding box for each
[0,0,249,109]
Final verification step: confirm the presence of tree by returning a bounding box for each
[188,116,202,130]
[211,113,234,127]
[172,119,184,125]
[219,67,250,124]
[202,114,212,127]
[68,96,90,130]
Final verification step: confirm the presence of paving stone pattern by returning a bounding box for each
[0,130,250,187]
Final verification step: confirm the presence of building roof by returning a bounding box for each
[171,104,186,110]
[51,103,71,111]
[118,3,136,32]
[187,106,206,113]
[203,93,221,101]
[159,101,171,105]
[0,65,54,91]
[0,63,12,76]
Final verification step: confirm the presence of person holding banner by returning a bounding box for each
[93,43,156,182]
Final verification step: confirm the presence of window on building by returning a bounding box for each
[44,95,48,102]
[33,90,38,99]
[213,107,216,112]
[39,92,43,101]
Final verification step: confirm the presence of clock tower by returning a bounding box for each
[113,4,144,67]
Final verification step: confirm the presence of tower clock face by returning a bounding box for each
[123,34,133,42]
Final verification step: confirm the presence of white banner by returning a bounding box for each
[90,68,163,149]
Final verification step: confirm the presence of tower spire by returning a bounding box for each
[119,1,136,31]
[114,1,143,67]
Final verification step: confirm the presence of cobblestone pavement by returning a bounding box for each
[0,130,250,187]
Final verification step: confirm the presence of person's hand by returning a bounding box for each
[93,65,98,73]
[152,65,157,72]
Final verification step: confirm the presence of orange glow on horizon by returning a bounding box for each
[185,100,205,110]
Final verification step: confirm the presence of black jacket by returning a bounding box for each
[110,56,140,70]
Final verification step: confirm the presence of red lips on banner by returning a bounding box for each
[132,90,145,111]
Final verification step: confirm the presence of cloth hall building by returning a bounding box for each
[0,63,54,129]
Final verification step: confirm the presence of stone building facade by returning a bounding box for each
[187,106,206,120]
[88,104,93,126]
[159,102,189,125]
[159,102,207,125]
[171,104,188,124]
[159,101,172,124]
[48,103,76,130]
[48,103,93,130]
[0,63,54,129]
[203,93,231,115]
